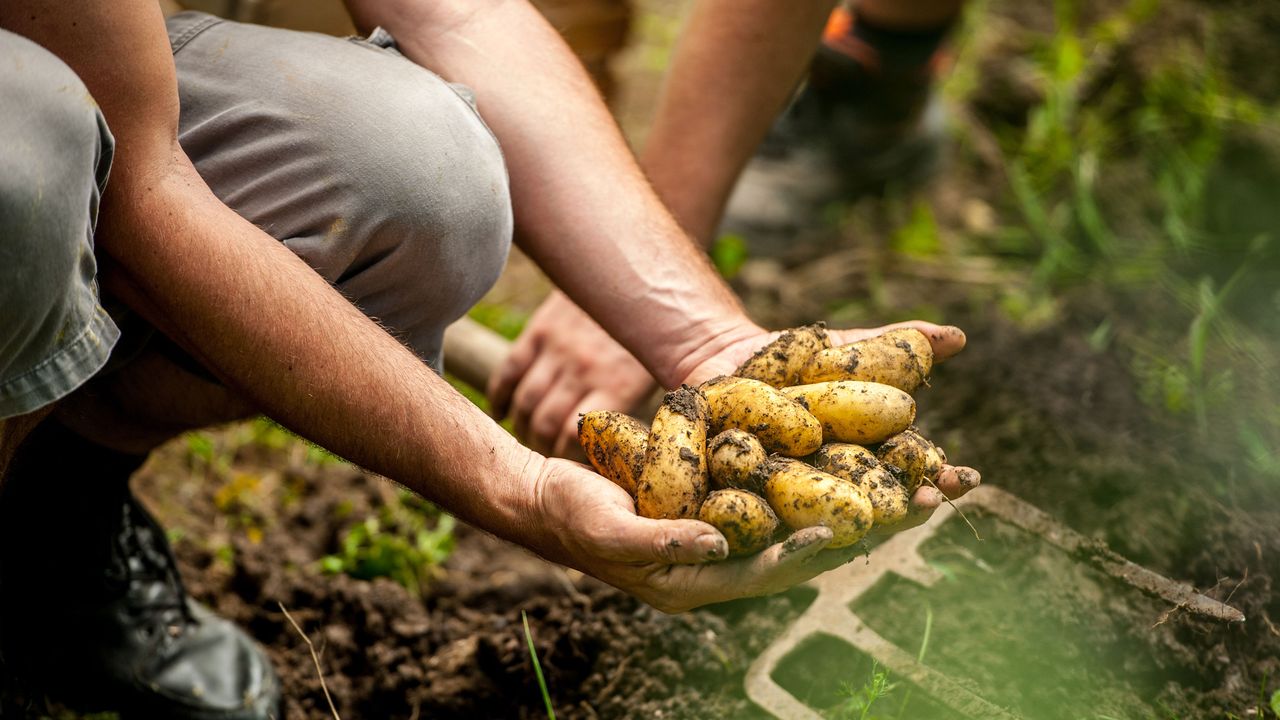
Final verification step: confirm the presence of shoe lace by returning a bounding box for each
[107,495,198,640]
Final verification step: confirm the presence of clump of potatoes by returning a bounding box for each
[578,325,960,555]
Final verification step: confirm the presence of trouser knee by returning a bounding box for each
[0,29,118,419]
[170,15,512,370]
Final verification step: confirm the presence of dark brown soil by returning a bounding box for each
[127,450,813,719]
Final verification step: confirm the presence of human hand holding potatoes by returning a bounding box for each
[579,323,981,560]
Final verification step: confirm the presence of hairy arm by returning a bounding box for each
[1,1,866,611]
[0,0,542,550]
[641,0,837,245]
[342,0,762,387]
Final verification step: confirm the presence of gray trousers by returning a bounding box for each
[0,13,513,419]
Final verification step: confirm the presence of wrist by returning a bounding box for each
[664,317,764,388]
[509,451,573,564]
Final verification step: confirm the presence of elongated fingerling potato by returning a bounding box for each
[800,328,934,393]
[735,323,831,388]
[876,428,944,493]
[781,381,915,445]
[700,376,822,457]
[708,429,768,493]
[763,457,874,548]
[813,443,910,526]
[578,411,649,496]
[698,489,778,556]
[636,386,710,519]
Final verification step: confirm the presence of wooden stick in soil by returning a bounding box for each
[279,601,342,720]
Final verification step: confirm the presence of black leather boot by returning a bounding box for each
[0,421,280,719]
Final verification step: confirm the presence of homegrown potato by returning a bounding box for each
[700,376,822,457]
[708,429,768,493]
[762,458,874,548]
[800,328,934,393]
[578,411,648,496]
[735,323,831,388]
[698,489,779,556]
[813,443,910,526]
[636,386,710,519]
[781,381,915,445]
[876,428,944,492]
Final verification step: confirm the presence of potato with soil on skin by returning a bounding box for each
[697,489,779,556]
[762,457,874,548]
[700,376,822,457]
[734,323,831,388]
[800,328,934,394]
[636,385,710,520]
[781,380,915,445]
[578,411,648,496]
[812,443,910,526]
[708,429,769,493]
[876,427,944,493]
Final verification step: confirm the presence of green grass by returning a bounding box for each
[944,0,1280,483]
[522,611,557,720]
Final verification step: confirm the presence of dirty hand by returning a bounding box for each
[530,456,856,613]
[678,320,980,530]
[488,291,656,458]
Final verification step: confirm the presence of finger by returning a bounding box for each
[487,332,541,420]
[511,358,560,443]
[935,464,981,499]
[599,514,730,566]
[898,485,945,531]
[657,527,854,610]
[553,412,589,462]
[528,380,589,457]
[828,321,967,362]
[552,389,625,460]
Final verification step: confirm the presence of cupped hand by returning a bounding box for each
[678,320,980,531]
[679,319,969,387]
[487,292,657,458]
[531,457,865,613]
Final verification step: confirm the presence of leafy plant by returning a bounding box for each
[320,492,455,595]
[835,607,933,720]
[711,233,749,278]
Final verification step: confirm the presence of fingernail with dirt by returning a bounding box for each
[697,533,728,561]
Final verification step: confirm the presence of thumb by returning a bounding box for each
[828,321,967,362]
[602,512,730,566]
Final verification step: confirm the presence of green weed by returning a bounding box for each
[522,611,557,720]
[320,491,455,595]
[711,232,749,278]
[835,607,933,720]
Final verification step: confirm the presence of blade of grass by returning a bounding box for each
[522,610,557,720]
[279,602,341,720]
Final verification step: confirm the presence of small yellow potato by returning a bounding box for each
[735,323,831,388]
[578,411,649,496]
[636,386,710,520]
[698,489,779,556]
[708,429,769,493]
[700,376,823,457]
[876,428,944,492]
[800,328,934,393]
[762,457,874,548]
[813,443,910,526]
[781,381,915,445]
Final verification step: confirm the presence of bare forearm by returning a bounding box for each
[2,0,548,555]
[101,166,543,541]
[641,0,836,245]
[345,0,757,386]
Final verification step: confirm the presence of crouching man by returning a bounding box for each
[0,1,977,717]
